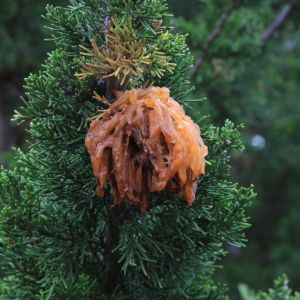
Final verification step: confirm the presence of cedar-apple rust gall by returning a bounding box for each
[85,87,208,212]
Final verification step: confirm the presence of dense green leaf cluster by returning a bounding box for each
[239,275,300,300]
[167,0,300,296]
[0,0,254,298]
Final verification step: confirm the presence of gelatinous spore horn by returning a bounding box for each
[85,87,208,212]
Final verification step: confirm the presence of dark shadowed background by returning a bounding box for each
[0,0,299,298]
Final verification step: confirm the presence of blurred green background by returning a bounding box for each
[0,0,299,298]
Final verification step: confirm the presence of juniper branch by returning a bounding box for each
[190,0,238,78]
[261,0,295,43]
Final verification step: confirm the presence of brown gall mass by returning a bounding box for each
[85,87,208,212]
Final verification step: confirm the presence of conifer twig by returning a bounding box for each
[101,7,123,294]
[102,10,121,103]
[190,0,238,78]
[103,188,123,294]
[261,0,295,43]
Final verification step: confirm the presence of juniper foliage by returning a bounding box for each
[0,0,254,298]
[167,0,300,295]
